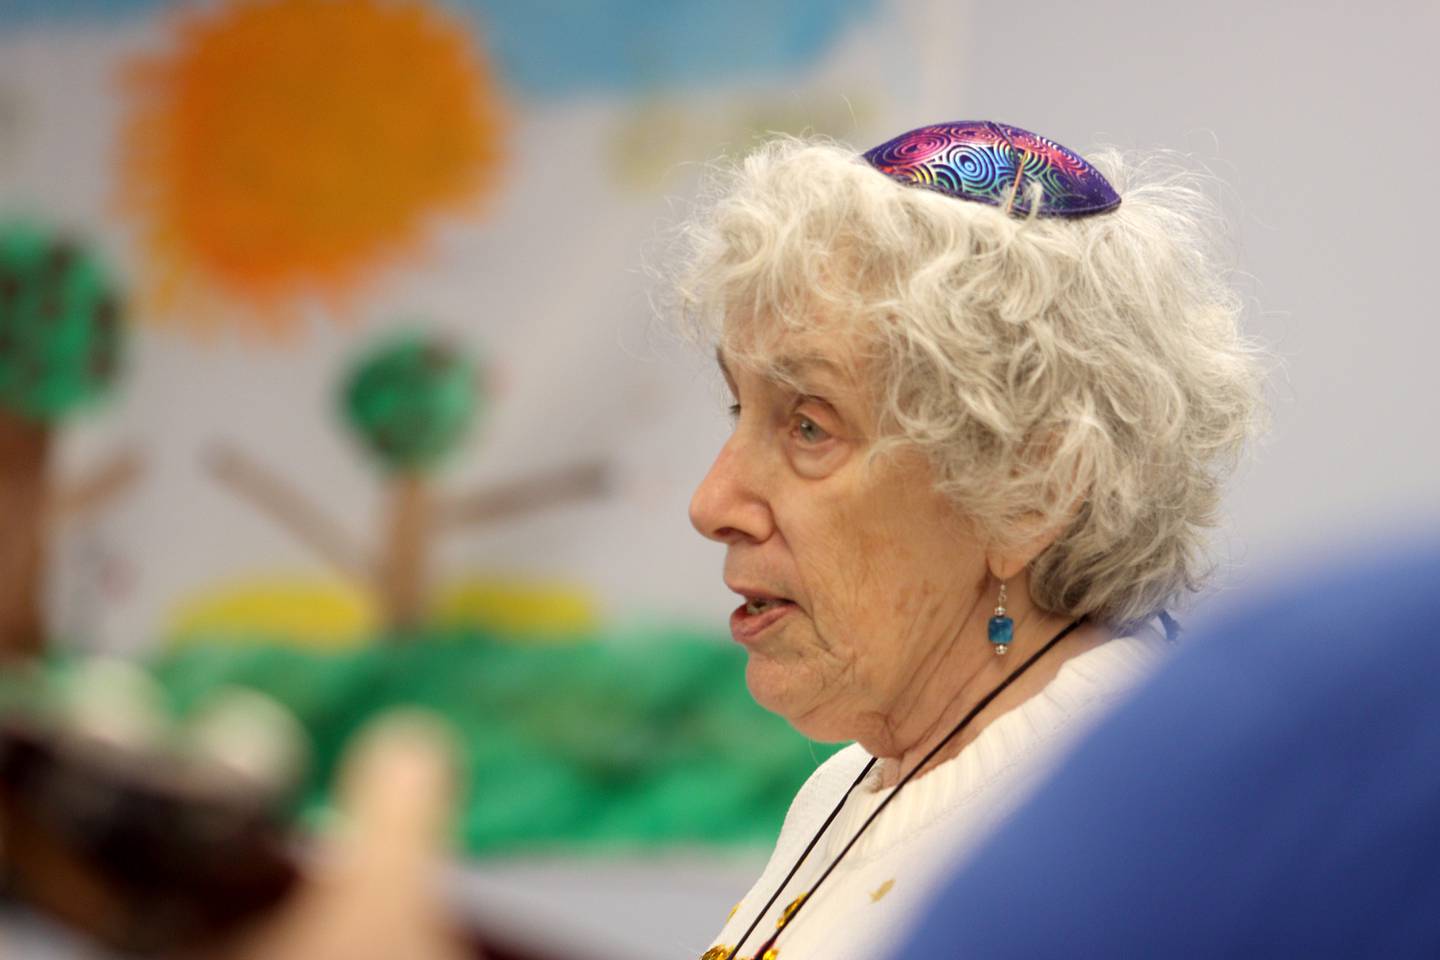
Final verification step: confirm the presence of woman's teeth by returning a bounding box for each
[746,598,781,614]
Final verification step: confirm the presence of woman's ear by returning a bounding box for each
[988,543,1040,583]
[986,511,1074,582]
[987,453,1089,582]
[986,433,1087,583]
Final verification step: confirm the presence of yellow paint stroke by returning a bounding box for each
[167,576,378,649]
[119,0,505,335]
[432,576,598,637]
[869,879,894,903]
[168,574,596,648]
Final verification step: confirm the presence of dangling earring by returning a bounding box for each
[988,581,1013,656]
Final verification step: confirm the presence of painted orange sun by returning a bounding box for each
[119,0,504,335]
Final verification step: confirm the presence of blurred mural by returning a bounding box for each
[117,0,506,332]
[0,0,961,926]
[0,0,954,654]
[0,223,132,657]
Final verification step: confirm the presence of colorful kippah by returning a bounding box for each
[861,121,1120,218]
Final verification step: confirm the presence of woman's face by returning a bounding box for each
[689,329,990,742]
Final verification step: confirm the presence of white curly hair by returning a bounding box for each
[671,134,1266,628]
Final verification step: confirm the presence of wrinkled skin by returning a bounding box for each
[689,327,1095,779]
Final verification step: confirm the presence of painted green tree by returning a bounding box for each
[210,332,606,633]
[343,336,480,627]
[0,223,130,657]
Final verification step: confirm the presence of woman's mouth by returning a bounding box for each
[730,597,796,644]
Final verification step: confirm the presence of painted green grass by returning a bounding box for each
[149,625,843,855]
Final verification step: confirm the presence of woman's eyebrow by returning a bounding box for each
[715,348,851,398]
[773,354,849,393]
[775,354,841,374]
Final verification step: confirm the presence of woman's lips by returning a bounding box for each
[729,600,795,644]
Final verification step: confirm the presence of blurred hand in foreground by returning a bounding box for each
[194,711,472,960]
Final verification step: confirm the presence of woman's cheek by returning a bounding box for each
[791,450,846,479]
[806,588,862,663]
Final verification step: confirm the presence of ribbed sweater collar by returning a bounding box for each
[822,628,1168,863]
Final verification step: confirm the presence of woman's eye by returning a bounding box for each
[793,416,831,444]
[727,402,741,421]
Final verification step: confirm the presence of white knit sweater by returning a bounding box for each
[701,628,1168,960]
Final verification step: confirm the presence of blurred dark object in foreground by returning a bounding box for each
[0,714,297,954]
[0,685,581,959]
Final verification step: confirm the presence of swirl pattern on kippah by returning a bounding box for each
[861,121,1119,218]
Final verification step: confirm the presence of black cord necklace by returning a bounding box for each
[719,616,1086,960]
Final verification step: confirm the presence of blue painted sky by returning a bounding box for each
[0,0,879,98]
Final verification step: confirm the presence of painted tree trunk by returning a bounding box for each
[378,473,430,634]
[0,409,52,658]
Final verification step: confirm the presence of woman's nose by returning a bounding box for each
[689,437,772,544]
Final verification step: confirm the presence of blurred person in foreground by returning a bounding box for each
[894,537,1440,959]
[675,121,1263,959]
[201,121,1264,960]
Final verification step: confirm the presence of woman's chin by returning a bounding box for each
[744,656,848,742]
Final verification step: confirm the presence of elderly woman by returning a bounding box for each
[678,121,1262,960]
[122,121,1254,960]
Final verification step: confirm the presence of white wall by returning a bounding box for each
[945,0,1440,586]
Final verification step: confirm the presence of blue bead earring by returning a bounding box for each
[988,581,1014,656]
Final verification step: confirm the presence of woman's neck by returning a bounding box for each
[867,612,1110,790]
